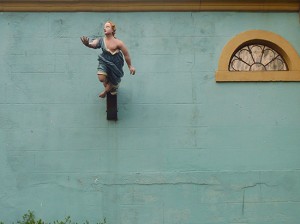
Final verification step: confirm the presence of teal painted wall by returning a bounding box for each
[1,12,300,223]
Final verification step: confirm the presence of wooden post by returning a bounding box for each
[106,92,118,120]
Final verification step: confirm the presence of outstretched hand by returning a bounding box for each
[80,36,90,47]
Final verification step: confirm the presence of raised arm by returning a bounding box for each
[80,36,99,49]
[119,41,136,75]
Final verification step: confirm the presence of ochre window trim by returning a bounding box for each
[0,0,299,12]
[215,30,300,82]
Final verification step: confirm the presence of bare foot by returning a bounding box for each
[110,87,118,95]
[99,90,107,98]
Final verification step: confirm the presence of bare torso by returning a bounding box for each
[104,37,121,54]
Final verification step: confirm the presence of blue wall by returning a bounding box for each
[1,12,300,223]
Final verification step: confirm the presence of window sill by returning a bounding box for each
[216,71,300,82]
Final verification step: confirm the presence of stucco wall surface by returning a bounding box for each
[1,12,300,224]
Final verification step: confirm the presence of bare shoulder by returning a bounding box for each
[116,38,125,47]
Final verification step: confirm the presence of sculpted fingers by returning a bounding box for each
[80,36,89,46]
[130,67,136,75]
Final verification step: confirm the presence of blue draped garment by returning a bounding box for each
[96,37,124,86]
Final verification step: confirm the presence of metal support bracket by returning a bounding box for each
[106,92,118,120]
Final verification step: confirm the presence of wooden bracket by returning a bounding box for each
[106,92,118,121]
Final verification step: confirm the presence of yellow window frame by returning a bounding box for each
[215,30,300,82]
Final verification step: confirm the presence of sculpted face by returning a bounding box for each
[103,22,116,36]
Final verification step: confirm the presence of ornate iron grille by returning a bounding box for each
[229,44,288,71]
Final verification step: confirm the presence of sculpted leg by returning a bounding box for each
[98,74,110,98]
[99,82,113,98]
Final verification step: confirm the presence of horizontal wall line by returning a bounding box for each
[0,1,299,12]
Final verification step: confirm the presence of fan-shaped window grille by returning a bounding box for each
[229,44,288,71]
[215,30,300,82]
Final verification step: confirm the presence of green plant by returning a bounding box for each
[0,211,106,224]
[17,211,44,224]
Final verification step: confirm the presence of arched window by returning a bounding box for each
[216,30,300,82]
[229,44,287,71]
